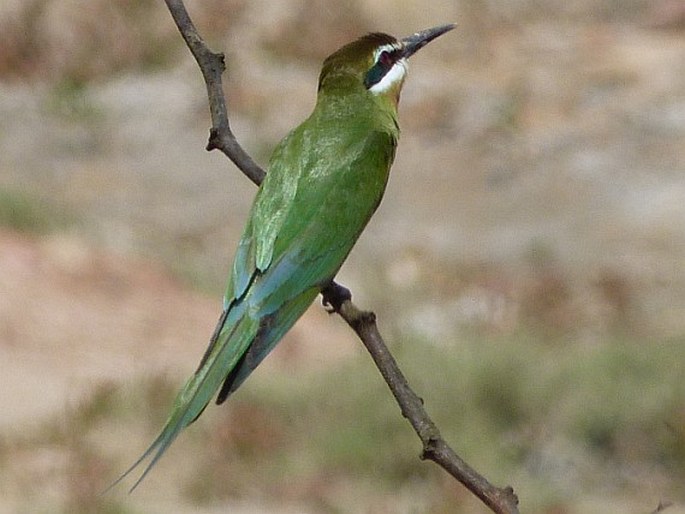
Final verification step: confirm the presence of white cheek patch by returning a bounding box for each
[369,58,408,95]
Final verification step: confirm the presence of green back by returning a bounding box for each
[226,72,400,311]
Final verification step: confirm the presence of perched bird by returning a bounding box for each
[113,23,455,491]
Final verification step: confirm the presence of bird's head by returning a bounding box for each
[317,24,455,106]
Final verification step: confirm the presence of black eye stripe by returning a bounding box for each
[364,48,401,89]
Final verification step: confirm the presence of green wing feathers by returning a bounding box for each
[111,105,398,491]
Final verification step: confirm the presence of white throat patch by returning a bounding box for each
[369,58,408,95]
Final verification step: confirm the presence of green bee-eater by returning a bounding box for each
[113,23,454,491]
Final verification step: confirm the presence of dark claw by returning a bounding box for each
[321,281,352,313]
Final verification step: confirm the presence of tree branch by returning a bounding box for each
[162,2,519,513]
[322,283,519,514]
[164,0,264,185]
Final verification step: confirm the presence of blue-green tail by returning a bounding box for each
[107,286,319,492]
[107,303,259,492]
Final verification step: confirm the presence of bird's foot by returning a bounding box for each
[321,281,352,313]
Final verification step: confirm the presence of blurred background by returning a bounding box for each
[1,0,684,512]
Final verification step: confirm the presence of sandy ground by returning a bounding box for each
[0,227,359,513]
[0,228,354,428]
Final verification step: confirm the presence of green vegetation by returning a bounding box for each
[8,330,679,513]
[0,187,73,234]
[46,77,105,122]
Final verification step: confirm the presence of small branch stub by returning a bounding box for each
[421,435,441,460]
[206,128,222,152]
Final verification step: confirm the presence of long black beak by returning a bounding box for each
[401,23,456,59]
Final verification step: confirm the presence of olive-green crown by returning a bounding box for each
[316,24,455,98]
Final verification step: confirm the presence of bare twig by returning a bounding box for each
[164,0,264,185]
[162,2,519,513]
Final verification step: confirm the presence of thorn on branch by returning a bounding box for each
[206,128,220,151]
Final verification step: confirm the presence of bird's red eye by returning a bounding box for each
[379,51,392,67]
